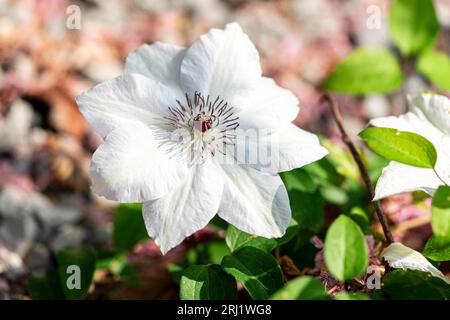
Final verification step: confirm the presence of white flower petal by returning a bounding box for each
[382,242,450,284]
[125,42,186,93]
[370,99,450,199]
[142,161,223,254]
[369,109,441,141]
[374,162,442,200]
[227,123,327,174]
[218,165,291,238]
[409,93,450,135]
[180,22,261,106]
[269,124,328,173]
[76,73,179,137]
[90,121,187,202]
[237,77,300,131]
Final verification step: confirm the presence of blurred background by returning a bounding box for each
[1,0,450,299]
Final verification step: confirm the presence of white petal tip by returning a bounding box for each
[382,242,450,284]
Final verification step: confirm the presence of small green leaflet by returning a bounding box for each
[324,215,368,281]
[359,127,438,168]
[179,264,237,300]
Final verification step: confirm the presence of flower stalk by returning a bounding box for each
[322,93,394,244]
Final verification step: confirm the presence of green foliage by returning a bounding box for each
[289,190,324,233]
[281,167,317,193]
[423,236,450,261]
[432,186,450,243]
[347,207,372,235]
[270,276,330,300]
[380,270,450,300]
[221,246,283,299]
[27,270,65,300]
[323,48,403,94]
[180,264,237,300]
[113,203,149,252]
[417,49,450,90]
[389,0,439,56]
[29,247,97,300]
[57,247,97,300]
[335,293,370,300]
[225,225,277,252]
[359,127,437,168]
[324,215,368,281]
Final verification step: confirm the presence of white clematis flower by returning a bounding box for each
[76,23,328,254]
[370,93,450,200]
[382,242,450,284]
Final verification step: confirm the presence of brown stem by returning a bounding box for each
[322,93,394,244]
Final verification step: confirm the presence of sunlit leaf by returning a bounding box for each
[324,48,403,94]
[389,0,439,56]
[417,49,450,90]
[225,225,277,252]
[432,186,450,242]
[324,215,368,281]
[359,127,437,168]
[180,264,237,300]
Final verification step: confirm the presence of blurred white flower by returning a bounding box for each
[76,23,327,254]
[382,242,450,284]
[370,93,450,200]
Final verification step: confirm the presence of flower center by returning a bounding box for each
[193,112,214,133]
[162,92,239,164]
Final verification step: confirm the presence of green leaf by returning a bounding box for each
[225,225,277,252]
[276,218,299,246]
[113,203,149,252]
[389,0,439,56]
[281,168,317,193]
[423,235,450,261]
[57,247,96,300]
[359,127,437,168]
[381,270,450,300]
[279,231,318,270]
[348,207,372,235]
[290,190,324,232]
[417,49,450,90]
[180,264,237,300]
[335,293,370,300]
[319,185,348,205]
[322,139,360,181]
[27,270,65,300]
[323,48,403,94]
[270,276,330,300]
[324,215,369,281]
[432,186,450,242]
[167,264,184,285]
[221,247,283,299]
